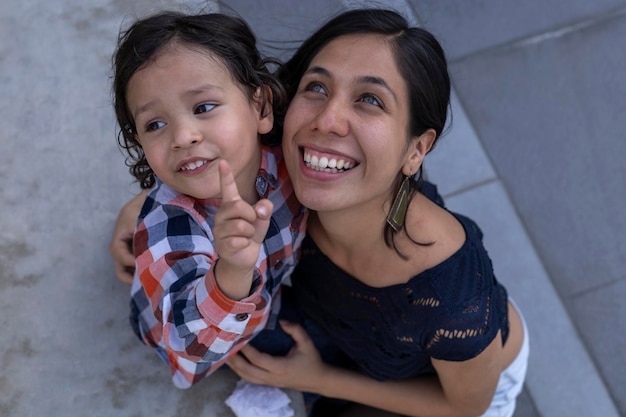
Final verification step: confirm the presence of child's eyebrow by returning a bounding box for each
[133,100,157,119]
[185,84,224,97]
[133,84,225,118]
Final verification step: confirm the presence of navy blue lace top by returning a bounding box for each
[291,212,509,381]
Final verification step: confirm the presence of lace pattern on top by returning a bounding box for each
[292,213,509,381]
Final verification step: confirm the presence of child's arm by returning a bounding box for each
[132,161,275,388]
[211,160,272,300]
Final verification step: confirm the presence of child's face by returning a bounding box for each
[126,43,273,202]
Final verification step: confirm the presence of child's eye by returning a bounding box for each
[195,103,216,114]
[304,82,327,95]
[146,120,166,132]
[359,94,383,108]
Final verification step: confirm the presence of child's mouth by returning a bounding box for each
[178,159,208,172]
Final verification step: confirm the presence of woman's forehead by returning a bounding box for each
[313,33,393,63]
[308,34,406,95]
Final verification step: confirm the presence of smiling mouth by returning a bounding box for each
[303,149,356,173]
[178,159,208,172]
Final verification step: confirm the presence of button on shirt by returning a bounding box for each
[235,313,249,321]
[130,146,307,388]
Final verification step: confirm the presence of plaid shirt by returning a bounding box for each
[130,146,307,388]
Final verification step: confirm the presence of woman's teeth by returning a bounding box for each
[304,151,353,172]
[180,160,207,171]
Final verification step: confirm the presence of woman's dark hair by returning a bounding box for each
[112,11,287,189]
[277,8,451,257]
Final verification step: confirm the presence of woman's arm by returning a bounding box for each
[228,321,503,417]
[109,190,148,284]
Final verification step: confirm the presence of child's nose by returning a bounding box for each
[172,121,202,149]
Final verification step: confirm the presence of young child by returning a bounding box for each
[111,11,306,388]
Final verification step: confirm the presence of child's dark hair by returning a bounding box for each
[112,11,287,189]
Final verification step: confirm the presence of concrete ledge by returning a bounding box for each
[446,182,620,417]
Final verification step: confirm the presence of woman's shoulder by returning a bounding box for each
[406,196,496,288]
[404,193,467,270]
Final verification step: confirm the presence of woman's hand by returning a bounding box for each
[230,322,503,416]
[109,190,147,284]
[227,320,330,393]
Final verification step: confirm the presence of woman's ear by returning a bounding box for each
[253,86,274,135]
[403,129,436,176]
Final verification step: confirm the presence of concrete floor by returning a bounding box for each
[1,1,624,416]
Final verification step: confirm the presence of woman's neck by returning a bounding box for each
[306,193,449,287]
[307,205,389,263]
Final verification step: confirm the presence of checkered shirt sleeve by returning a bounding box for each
[129,147,307,388]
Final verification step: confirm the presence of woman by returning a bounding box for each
[111,9,528,417]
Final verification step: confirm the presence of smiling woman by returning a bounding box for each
[282,33,418,219]
[225,9,529,417]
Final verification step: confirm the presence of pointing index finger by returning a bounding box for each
[218,159,241,202]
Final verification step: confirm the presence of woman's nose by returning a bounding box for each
[311,98,350,137]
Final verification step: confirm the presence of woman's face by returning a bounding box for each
[282,34,414,214]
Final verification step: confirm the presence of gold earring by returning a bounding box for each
[386,175,411,232]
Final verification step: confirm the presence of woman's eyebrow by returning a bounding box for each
[356,75,398,103]
[304,66,398,103]
[304,66,331,77]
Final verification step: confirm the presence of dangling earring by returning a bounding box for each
[386,174,411,232]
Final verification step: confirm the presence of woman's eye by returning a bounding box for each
[359,94,382,108]
[304,82,327,95]
[146,121,166,132]
[195,103,216,114]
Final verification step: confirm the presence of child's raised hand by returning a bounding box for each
[212,159,273,300]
